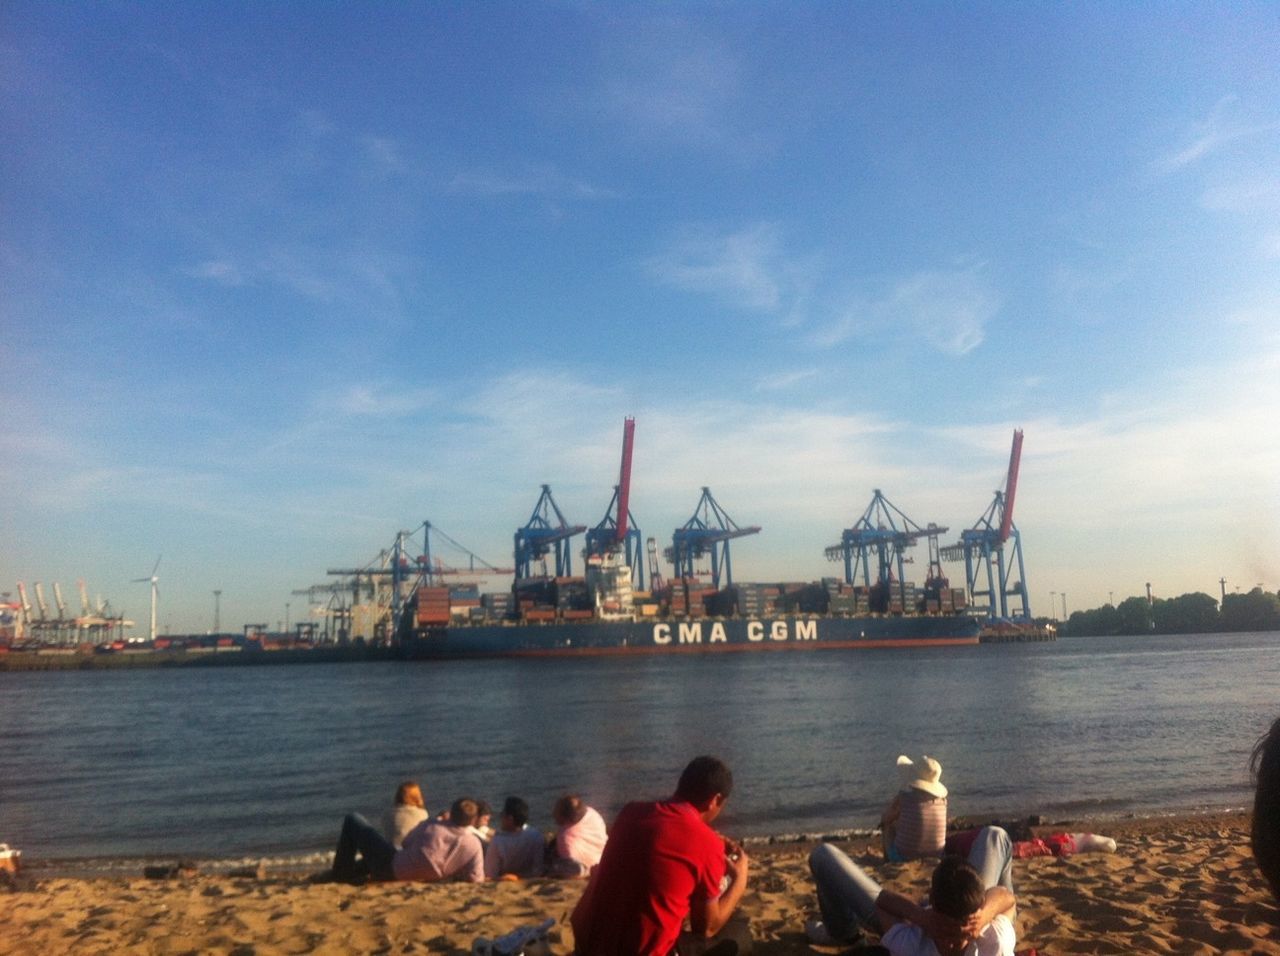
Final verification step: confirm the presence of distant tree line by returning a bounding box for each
[1054,587,1280,636]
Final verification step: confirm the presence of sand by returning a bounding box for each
[2,813,1277,955]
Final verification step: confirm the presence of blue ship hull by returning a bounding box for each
[402,613,980,658]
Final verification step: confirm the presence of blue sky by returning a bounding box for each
[3,3,1278,633]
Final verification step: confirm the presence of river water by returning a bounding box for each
[1,632,1276,869]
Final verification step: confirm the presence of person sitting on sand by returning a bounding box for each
[473,799,494,846]
[332,797,484,884]
[384,780,430,850]
[1253,715,1280,900]
[571,755,751,955]
[548,793,608,878]
[484,796,546,880]
[880,755,948,862]
[808,825,1017,956]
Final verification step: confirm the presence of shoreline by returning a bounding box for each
[12,802,1255,878]
[6,811,1277,954]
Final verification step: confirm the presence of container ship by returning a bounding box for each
[316,421,1035,659]
[399,559,981,658]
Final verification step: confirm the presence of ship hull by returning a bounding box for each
[402,614,980,659]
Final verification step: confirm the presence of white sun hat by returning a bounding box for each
[895,754,948,799]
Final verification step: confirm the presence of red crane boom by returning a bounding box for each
[998,428,1023,543]
[614,417,636,544]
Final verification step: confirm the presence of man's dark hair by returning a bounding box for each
[1253,716,1280,901]
[475,799,492,819]
[674,755,734,806]
[502,795,530,827]
[929,856,985,921]
[553,793,586,826]
[450,797,479,827]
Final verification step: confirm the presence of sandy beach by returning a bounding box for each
[3,813,1276,955]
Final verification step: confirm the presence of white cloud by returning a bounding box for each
[647,222,805,313]
[1157,96,1279,173]
[1200,177,1280,212]
[595,35,742,146]
[364,136,406,173]
[450,164,617,201]
[1263,235,1280,260]
[185,260,244,286]
[754,368,819,392]
[813,269,999,356]
[331,384,436,417]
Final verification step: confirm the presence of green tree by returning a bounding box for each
[1151,592,1220,634]
[1116,596,1153,634]
[1220,588,1280,632]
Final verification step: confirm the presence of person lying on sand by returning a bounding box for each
[809,825,1017,956]
[331,797,484,885]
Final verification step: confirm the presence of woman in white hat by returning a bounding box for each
[880,755,948,862]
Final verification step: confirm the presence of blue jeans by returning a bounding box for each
[808,825,1013,942]
[333,812,397,883]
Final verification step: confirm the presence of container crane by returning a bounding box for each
[513,485,586,580]
[824,491,948,613]
[51,582,71,643]
[940,429,1030,620]
[646,537,665,593]
[665,487,760,589]
[15,582,33,641]
[419,521,512,586]
[584,417,644,588]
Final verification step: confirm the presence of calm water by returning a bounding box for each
[1,632,1277,867]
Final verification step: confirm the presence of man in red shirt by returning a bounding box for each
[571,756,751,955]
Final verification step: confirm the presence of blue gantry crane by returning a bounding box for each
[824,490,948,613]
[665,487,760,589]
[513,485,586,580]
[940,429,1029,620]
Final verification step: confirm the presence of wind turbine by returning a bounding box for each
[132,556,161,642]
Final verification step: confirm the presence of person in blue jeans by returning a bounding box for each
[808,825,1017,956]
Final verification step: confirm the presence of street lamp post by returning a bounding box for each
[1050,591,1057,621]
[213,590,222,635]
[285,602,291,636]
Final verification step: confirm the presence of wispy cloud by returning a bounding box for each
[603,48,738,135]
[329,384,437,418]
[812,269,999,356]
[754,368,819,392]
[363,136,407,174]
[184,260,244,286]
[1200,177,1280,213]
[449,163,617,201]
[647,222,809,313]
[1157,96,1279,173]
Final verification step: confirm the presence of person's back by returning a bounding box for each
[385,780,430,849]
[881,756,947,862]
[485,796,545,879]
[571,756,750,956]
[578,801,722,952]
[892,788,947,859]
[554,796,608,876]
[394,799,485,883]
